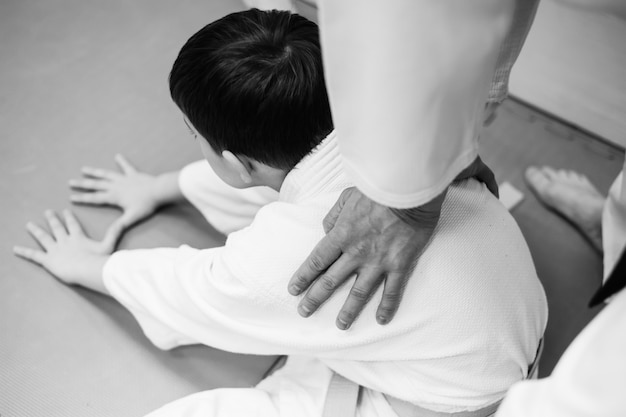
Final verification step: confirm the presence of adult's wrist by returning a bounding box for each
[389,188,447,230]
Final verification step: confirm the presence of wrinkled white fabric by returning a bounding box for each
[497,163,626,417]
[103,132,546,416]
[243,0,538,208]
[317,0,518,208]
[602,163,626,282]
[497,289,626,417]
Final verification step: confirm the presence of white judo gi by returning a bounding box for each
[317,0,537,209]
[247,1,626,414]
[103,132,547,417]
[496,165,626,417]
[245,0,538,208]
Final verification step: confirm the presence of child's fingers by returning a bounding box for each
[114,154,137,174]
[63,209,83,236]
[26,222,54,250]
[68,178,109,191]
[70,192,111,206]
[13,245,46,266]
[45,210,68,241]
[81,166,120,181]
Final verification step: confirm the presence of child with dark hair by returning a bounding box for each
[15,9,547,417]
[170,9,332,171]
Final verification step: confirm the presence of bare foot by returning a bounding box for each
[525,166,605,251]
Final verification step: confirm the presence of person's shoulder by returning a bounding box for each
[443,178,514,231]
[221,197,334,278]
[427,178,537,286]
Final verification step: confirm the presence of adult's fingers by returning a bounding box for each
[289,232,343,296]
[114,154,137,174]
[322,188,350,233]
[68,178,109,191]
[62,209,83,236]
[70,191,112,206]
[375,271,410,325]
[13,245,46,266]
[296,254,359,318]
[335,268,384,330]
[26,222,54,250]
[81,166,120,180]
[45,210,67,241]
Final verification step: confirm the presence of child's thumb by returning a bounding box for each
[322,187,351,233]
[101,217,127,253]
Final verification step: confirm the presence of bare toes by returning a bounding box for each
[525,166,551,195]
[541,166,559,181]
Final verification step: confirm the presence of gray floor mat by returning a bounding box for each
[480,98,624,376]
[1,0,624,415]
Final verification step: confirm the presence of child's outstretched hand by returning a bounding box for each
[14,210,109,293]
[69,154,161,244]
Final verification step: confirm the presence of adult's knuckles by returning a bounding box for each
[318,274,339,292]
[349,285,372,302]
[338,309,357,323]
[302,293,324,308]
[291,273,312,288]
[329,226,351,244]
[307,253,330,273]
[322,217,335,232]
[376,303,397,317]
[381,290,403,304]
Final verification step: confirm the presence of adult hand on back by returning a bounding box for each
[288,156,497,330]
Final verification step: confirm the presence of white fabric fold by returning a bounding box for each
[103,132,546,415]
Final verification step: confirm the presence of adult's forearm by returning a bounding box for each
[389,189,447,230]
[318,0,515,209]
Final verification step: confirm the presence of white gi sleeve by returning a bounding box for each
[602,162,626,282]
[318,0,516,208]
[496,162,626,416]
[495,290,626,417]
[102,200,356,354]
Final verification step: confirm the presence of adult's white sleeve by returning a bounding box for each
[318,0,515,208]
[496,161,626,417]
[602,161,626,282]
[495,289,626,417]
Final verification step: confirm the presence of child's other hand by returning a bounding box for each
[69,154,159,238]
[14,210,109,292]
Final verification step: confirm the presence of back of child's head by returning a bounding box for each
[169,9,333,170]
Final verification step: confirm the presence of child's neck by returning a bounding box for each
[254,165,289,192]
[266,170,288,192]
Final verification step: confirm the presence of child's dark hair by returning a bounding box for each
[169,9,333,170]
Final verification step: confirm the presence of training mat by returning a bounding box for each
[2,0,625,415]
[480,98,624,376]
[0,1,278,416]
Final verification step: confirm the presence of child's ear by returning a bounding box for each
[222,151,252,184]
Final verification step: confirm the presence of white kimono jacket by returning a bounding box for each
[102,133,547,416]
[245,0,539,208]
[497,166,626,417]
[317,0,538,208]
